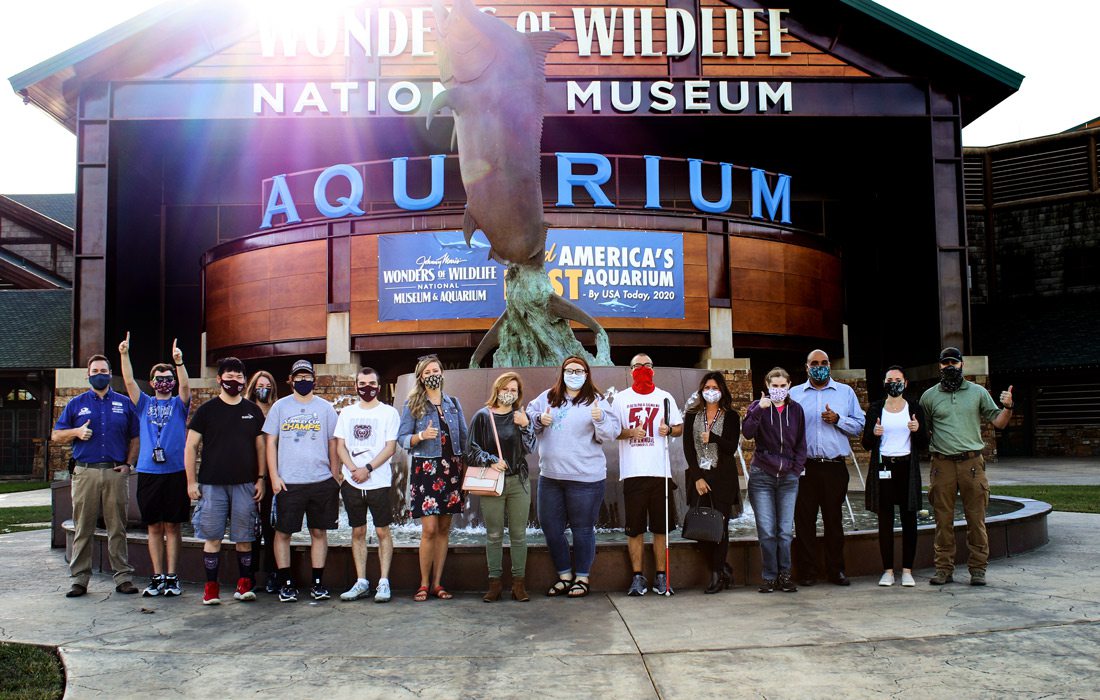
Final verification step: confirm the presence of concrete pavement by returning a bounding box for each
[0,512,1097,699]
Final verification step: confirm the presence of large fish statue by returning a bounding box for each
[427,0,567,266]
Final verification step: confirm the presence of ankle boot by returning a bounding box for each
[722,563,734,589]
[511,577,530,602]
[704,571,723,594]
[483,577,503,602]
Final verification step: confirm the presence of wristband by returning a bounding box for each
[173,362,184,367]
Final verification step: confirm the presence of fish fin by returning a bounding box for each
[426,89,452,131]
[450,126,458,153]
[487,247,509,265]
[462,207,479,247]
[525,31,570,70]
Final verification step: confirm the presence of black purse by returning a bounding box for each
[682,493,726,543]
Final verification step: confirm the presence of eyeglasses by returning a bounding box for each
[630,363,654,369]
[563,369,586,377]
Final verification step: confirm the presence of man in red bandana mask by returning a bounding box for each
[613,353,684,597]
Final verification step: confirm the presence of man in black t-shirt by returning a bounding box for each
[184,357,266,605]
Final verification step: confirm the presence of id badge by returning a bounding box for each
[878,469,892,479]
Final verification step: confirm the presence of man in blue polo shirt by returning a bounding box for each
[52,354,141,598]
[789,349,865,587]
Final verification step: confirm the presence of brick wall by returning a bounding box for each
[1033,425,1100,457]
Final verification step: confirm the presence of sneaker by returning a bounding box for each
[654,572,674,596]
[627,574,648,596]
[929,570,954,586]
[878,571,895,587]
[340,580,371,601]
[202,582,221,605]
[234,578,257,601]
[901,572,916,587]
[778,571,798,592]
[758,579,776,593]
[264,572,279,595]
[162,575,182,597]
[311,584,331,601]
[142,575,165,597]
[969,569,987,587]
[374,580,391,603]
[279,584,298,603]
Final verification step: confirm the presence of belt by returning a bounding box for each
[933,451,980,461]
[76,461,119,469]
[880,455,910,464]
[806,457,845,464]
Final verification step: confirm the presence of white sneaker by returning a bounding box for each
[374,579,391,603]
[878,571,895,587]
[340,579,371,601]
[901,571,916,587]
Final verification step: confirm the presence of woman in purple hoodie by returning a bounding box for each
[742,367,807,593]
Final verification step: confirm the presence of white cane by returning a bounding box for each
[663,397,672,596]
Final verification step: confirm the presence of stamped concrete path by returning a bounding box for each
[0,510,1098,699]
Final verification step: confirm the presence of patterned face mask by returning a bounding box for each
[152,377,176,394]
[768,387,789,403]
[497,391,517,406]
[422,373,444,390]
[939,366,964,392]
[884,380,905,398]
[808,365,831,383]
[702,389,722,404]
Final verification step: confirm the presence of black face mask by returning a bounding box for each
[884,380,905,398]
[357,385,380,402]
[293,379,315,396]
[221,379,244,397]
[940,366,964,392]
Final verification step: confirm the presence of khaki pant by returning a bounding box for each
[929,454,990,573]
[70,466,133,587]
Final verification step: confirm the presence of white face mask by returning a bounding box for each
[702,388,721,404]
[563,373,586,391]
[497,390,517,406]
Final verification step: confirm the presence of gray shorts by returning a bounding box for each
[192,483,259,543]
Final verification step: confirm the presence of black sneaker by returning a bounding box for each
[778,571,798,592]
[142,575,165,597]
[162,575,182,597]
[758,579,776,593]
[310,584,331,601]
[265,572,279,595]
[279,584,298,602]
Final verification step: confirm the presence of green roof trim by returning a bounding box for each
[839,0,1024,91]
[8,1,189,93]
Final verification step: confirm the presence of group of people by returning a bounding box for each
[53,338,1014,602]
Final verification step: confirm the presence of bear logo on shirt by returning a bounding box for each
[353,424,372,441]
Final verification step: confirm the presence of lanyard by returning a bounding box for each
[150,398,174,449]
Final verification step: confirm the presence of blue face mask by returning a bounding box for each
[808,365,831,383]
[89,374,111,391]
[564,373,586,391]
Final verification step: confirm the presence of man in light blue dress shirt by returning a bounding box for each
[789,349,865,586]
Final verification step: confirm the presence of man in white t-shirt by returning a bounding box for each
[613,353,684,597]
[335,367,399,603]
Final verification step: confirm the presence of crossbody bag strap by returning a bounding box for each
[488,410,504,461]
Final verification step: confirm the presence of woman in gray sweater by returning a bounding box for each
[527,356,621,598]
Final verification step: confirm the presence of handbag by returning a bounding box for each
[461,412,506,497]
[682,493,726,543]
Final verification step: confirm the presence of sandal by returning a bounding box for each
[413,586,429,602]
[431,585,453,600]
[566,580,590,598]
[546,578,573,597]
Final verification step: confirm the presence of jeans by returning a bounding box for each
[481,475,531,578]
[748,468,800,581]
[538,476,605,578]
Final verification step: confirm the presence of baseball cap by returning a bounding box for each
[290,359,315,376]
[938,347,963,363]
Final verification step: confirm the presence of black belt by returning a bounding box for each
[933,451,980,461]
[880,455,910,464]
[806,457,845,464]
[76,461,120,469]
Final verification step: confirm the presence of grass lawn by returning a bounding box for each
[0,481,49,495]
[0,506,52,534]
[992,485,1100,514]
[0,643,64,700]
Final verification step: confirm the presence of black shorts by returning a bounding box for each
[274,478,340,533]
[137,471,191,525]
[623,476,678,537]
[340,481,394,529]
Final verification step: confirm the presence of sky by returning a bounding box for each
[0,0,1097,194]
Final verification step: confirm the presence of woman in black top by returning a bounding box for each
[861,365,929,588]
[466,372,536,602]
[683,371,743,593]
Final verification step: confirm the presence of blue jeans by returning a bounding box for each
[538,476,606,578]
[748,468,800,581]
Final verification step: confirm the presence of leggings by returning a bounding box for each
[878,505,917,570]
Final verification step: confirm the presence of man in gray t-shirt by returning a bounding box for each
[263,359,339,603]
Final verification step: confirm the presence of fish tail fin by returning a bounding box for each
[525,31,570,72]
[426,89,452,132]
[462,207,480,248]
